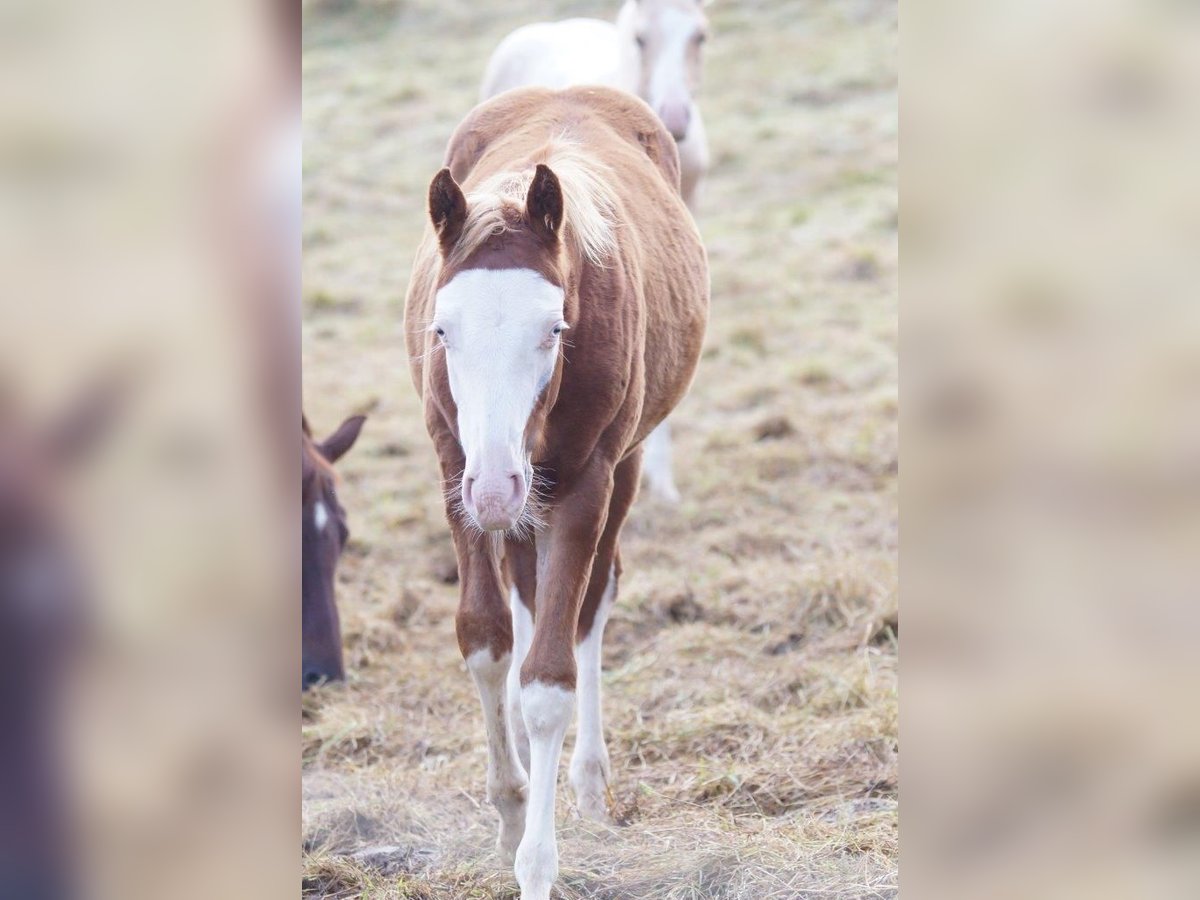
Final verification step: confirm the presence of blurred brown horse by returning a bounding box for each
[0,380,122,899]
[301,414,365,689]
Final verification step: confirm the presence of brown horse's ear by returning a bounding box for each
[526,164,563,244]
[319,414,366,464]
[429,168,467,257]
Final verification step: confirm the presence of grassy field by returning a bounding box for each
[301,0,897,896]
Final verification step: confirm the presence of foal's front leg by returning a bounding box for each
[514,464,614,900]
[453,529,528,862]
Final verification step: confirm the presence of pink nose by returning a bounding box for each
[462,471,526,531]
[657,101,691,140]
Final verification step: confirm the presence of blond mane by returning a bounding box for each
[448,139,618,269]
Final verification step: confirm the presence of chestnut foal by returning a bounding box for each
[404,86,707,899]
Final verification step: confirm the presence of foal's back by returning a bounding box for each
[444,87,681,204]
[480,19,626,100]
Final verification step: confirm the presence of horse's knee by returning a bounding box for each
[464,644,510,685]
[456,602,513,662]
[519,646,575,695]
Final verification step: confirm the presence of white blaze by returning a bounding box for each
[647,7,697,112]
[433,268,566,487]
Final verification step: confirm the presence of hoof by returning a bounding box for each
[496,805,525,864]
[514,839,557,900]
[570,757,615,824]
[492,785,527,864]
[497,830,520,866]
[575,789,616,825]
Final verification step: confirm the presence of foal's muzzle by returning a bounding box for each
[657,100,692,141]
[463,468,528,532]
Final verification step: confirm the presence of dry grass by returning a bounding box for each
[302,0,896,896]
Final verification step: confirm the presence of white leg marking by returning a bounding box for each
[508,585,534,772]
[570,565,616,823]
[466,649,528,862]
[515,682,574,900]
[642,420,681,503]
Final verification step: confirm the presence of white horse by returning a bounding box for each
[481,0,712,504]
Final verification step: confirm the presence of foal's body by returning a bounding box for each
[405,87,707,899]
[481,1,712,503]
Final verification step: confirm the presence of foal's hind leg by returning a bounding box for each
[570,451,640,823]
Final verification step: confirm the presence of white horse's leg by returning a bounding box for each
[569,564,616,823]
[641,420,680,503]
[515,682,574,900]
[507,585,534,772]
[677,106,710,214]
[466,649,529,863]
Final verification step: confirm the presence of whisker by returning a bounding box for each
[405,315,440,334]
[434,457,556,545]
[410,340,447,366]
[504,461,553,542]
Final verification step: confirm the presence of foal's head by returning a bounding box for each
[620,0,710,140]
[301,414,365,689]
[425,163,588,535]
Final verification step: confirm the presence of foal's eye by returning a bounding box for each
[551,322,568,337]
[434,326,446,339]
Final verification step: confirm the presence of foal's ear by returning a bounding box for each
[428,168,467,256]
[319,414,366,464]
[526,164,563,244]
